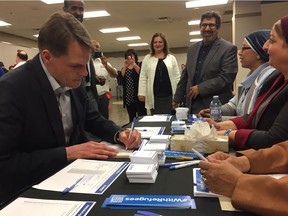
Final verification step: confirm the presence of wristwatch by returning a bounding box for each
[224,129,232,136]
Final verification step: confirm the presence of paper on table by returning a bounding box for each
[0,197,95,216]
[33,159,129,194]
[139,115,172,122]
[135,127,165,138]
[101,141,133,158]
[219,197,240,212]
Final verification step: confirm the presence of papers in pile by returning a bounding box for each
[140,135,170,165]
[126,163,158,183]
[126,151,159,183]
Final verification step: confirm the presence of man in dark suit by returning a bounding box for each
[0,12,141,206]
[173,11,238,114]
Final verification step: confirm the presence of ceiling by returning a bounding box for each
[0,0,235,53]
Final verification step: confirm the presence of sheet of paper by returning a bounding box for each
[100,141,133,158]
[0,197,95,216]
[219,197,239,212]
[33,159,129,194]
[139,115,172,122]
[134,127,165,138]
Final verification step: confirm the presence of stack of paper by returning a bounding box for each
[171,120,186,134]
[127,151,159,183]
[129,150,158,165]
[126,164,158,183]
[140,135,170,165]
[102,194,196,209]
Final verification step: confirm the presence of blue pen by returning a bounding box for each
[63,176,84,194]
[128,117,136,140]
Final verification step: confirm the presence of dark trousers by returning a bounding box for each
[126,101,147,122]
[151,95,172,115]
[98,93,109,119]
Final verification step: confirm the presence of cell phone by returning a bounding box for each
[93,51,103,58]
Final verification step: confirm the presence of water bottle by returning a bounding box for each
[210,95,222,122]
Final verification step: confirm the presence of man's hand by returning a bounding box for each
[188,85,199,99]
[138,95,145,102]
[118,129,142,150]
[66,141,119,161]
[199,108,210,118]
[199,160,243,197]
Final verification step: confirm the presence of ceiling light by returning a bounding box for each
[41,0,63,4]
[190,38,202,43]
[128,43,149,47]
[188,20,200,25]
[33,34,39,38]
[189,31,200,35]
[84,11,110,19]
[100,27,130,33]
[0,21,11,27]
[116,36,141,41]
[1,41,12,45]
[186,0,228,8]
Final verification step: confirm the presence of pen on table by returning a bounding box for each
[191,148,208,161]
[162,161,198,167]
[128,117,136,140]
[169,160,200,170]
[63,176,84,194]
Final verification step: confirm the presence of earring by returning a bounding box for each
[256,56,260,60]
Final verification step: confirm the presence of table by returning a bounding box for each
[14,117,256,215]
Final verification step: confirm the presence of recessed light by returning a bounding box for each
[116,36,141,41]
[1,41,12,45]
[186,0,228,8]
[40,0,63,4]
[128,43,149,47]
[84,11,110,19]
[0,21,11,27]
[190,38,202,42]
[100,27,130,33]
[189,31,200,35]
[188,20,200,25]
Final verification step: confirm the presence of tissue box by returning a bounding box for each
[170,135,228,154]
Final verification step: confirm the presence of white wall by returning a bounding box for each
[0,42,38,69]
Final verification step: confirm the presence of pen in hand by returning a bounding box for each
[191,148,208,161]
[128,117,136,140]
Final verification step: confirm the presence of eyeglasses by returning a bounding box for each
[200,23,217,29]
[241,46,252,51]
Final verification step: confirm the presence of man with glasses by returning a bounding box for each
[173,11,238,114]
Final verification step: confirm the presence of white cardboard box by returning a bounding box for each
[170,135,228,154]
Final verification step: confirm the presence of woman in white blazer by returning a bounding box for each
[138,32,180,114]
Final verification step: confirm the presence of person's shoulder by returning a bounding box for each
[218,38,236,48]
[188,41,201,49]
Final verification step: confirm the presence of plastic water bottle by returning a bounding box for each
[210,95,222,122]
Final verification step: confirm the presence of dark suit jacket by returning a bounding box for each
[174,38,238,114]
[0,55,121,205]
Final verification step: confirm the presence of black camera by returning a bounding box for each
[92,51,103,58]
